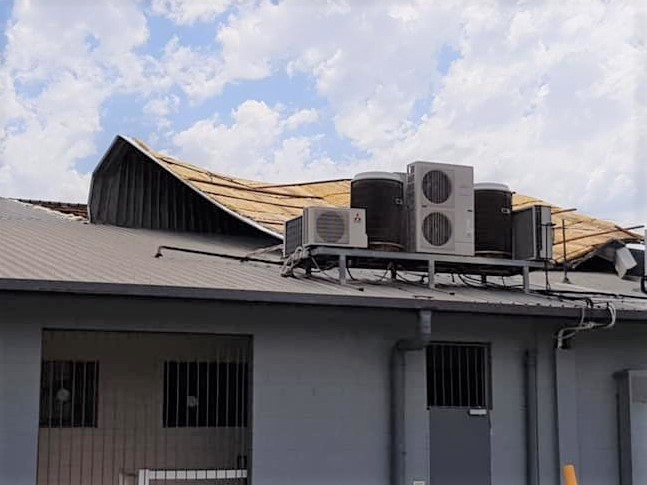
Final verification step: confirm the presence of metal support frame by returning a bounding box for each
[302,246,544,293]
[339,254,347,285]
[523,265,531,293]
[428,260,435,289]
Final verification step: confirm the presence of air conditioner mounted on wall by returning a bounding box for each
[283,207,368,256]
[406,161,475,256]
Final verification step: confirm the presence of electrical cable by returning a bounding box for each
[535,288,647,301]
[155,245,283,265]
[555,300,617,349]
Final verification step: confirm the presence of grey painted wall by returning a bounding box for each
[1,293,647,485]
[0,317,42,485]
[568,323,647,485]
[1,295,414,485]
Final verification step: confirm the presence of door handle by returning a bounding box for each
[468,408,488,416]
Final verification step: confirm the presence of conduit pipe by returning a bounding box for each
[390,309,432,485]
[641,228,647,295]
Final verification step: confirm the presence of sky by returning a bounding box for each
[0,0,645,225]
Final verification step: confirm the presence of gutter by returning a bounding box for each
[390,310,432,485]
[0,278,645,320]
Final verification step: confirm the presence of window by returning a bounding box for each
[426,343,491,408]
[39,361,99,428]
[163,361,248,428]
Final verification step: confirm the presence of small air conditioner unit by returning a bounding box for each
[283,207,368,256]
[512,205,553,260]
[406,161,474,255]
[304,207,368,248]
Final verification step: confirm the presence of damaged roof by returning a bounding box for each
[126,136,643,264]
[19,135,643,266]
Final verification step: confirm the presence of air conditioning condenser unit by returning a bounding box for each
[406,161,475,256]
[512,205,553,261]
[283,207,368,256]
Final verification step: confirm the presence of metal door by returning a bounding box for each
[429,408,490,485]
[426,342,491,485]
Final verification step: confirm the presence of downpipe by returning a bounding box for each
[390,309,432,485]
[641,228,647,295]
[525,349,539,485]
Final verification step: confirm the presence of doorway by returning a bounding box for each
[427,342,491,485]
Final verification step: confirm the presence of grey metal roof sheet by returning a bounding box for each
[1,198,646,318]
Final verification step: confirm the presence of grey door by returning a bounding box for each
[429,408,491,485]
[426,342,491,485]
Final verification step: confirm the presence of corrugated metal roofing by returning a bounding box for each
[125,136,642,264]
[1,198,646,317]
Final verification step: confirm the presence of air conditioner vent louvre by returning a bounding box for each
[315,211,348,244]
[423,170,452,204]
[423,212,452,246]
[283,216,303,257]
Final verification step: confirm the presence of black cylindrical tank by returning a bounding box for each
[474,182,513,258]
[351,172,405,251]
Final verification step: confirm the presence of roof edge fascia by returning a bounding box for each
[1,278,646,321]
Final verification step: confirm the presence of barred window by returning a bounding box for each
[163,361,248,428]
[426,343,491,408]
[39,361,99,428]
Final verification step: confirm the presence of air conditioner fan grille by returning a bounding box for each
[315,211,348,243]
[422,170,452,204]
[423,212,453,246]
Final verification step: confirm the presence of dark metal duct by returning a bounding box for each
[351,172,405,251]
[474,182,512,258]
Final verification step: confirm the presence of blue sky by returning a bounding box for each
[0,0,644,226]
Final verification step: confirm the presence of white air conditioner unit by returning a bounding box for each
[406,161,474,255]
[302,207,368,249]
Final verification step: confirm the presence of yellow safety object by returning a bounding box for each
[563,464,579,485]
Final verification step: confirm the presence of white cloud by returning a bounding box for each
[0,0,151,201]
[283,108,319,131]
[204,0,645,224]
[158,36,238,102]
[143,94,180,130]
[150,0,239,25]
[170,100,342,182]
[216,0,464,150]
[1,0,644,227]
